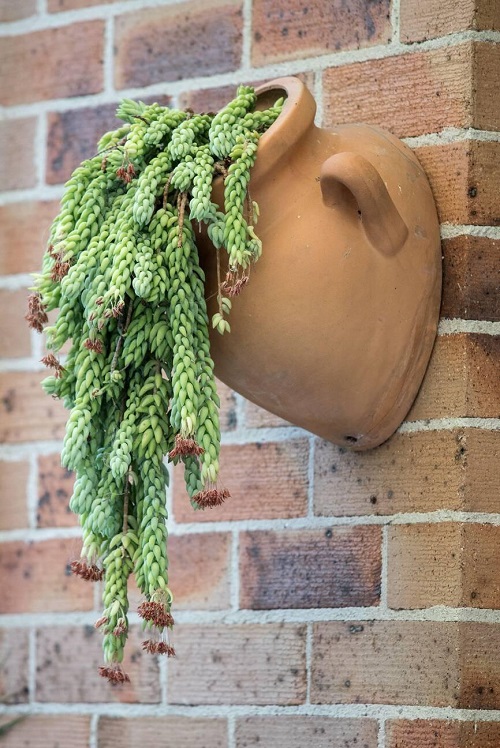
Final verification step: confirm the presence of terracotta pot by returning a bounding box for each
[198,76,441,450]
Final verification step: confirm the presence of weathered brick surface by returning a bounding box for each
[323,45,474,137]
[115,1,243,90]
[36,625,161,703]
[173,439,309,522]
[251,0,391,66]
[386,719,500,748]
[462,524,500,608]
[0,202,59,276]
[98,717,227,748]
[239,527,381,609]
[460,623,500,708]
[311,621,460,706]
[414,141,500,225]
[387,523,463,608]
[0,715,90,748]
[0,629,29,704]
[0,21,105,105]
[0,0,36,22]
[442,236,500,321]
[474,43,500,131]
[0,289,32,358]
[0,538,92,613]
[37,453,76,528]
[407,334,500,421]
[400,0,500,42]
[0,118,37,191]
[128,532,232,611]
[0,371,67,443]
[168,624,307,704]
[314,430,466,516]
[0,460,29,530]
[236,716,379,748]
[464,429,500,512]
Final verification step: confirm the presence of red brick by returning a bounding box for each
[0,460,29,530]
[0,538,93,613]
[387,523,463,608]
[0,371,67,443]
[474,43,500,131]
[36,624,160,703]
[462,524,500,608]
[128,533,231,611]
[0,289,32,358]
[0,202,59,276]
[0,0,36,22]
[173,439,309,522]
[400,0,500,42]
[0,629,29,704]
[407,334,500,421]
[251,0,391,66]
[414,141,500,226]
[314,430,467,516]
[239,527,381,609]
[324,45,473,138]
[0,118,37,190]
[386,719,500,748]
[460,623,500,708]
[464,429,500,512]
[311,621,460,706]
[0,716,90,748]
[168,624,306,705]
[98,717,227,748]
[37,453,76,528]
[115,1,243,90]
[0,21,104,105]
[442,236,500,321]
[236,716,379,748]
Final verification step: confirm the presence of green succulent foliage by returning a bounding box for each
[29,85,285,678]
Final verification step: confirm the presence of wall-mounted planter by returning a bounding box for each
[199,76,442,450]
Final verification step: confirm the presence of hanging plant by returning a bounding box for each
[26,86,285,683]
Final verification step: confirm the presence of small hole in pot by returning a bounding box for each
[344,435,358,443]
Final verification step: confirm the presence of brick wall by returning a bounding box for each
[0,1,499,746]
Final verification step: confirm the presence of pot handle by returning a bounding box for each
[320,152,408,256]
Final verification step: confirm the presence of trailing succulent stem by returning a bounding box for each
[27,86,284,682]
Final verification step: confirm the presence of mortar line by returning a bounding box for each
[441,224,500,239]
[438,319,500,335]
[231,529,240,612]
[380,525,389,611]
[89,713,98,748]
[28,627,36,703]
[390,0,401,43]
[313,71,323,128]
[227,713,236,748]
[378,718,387,748]
[307,436,316,518]
[241,0,253,72]
[159,654,168,707]
[103,16,115,96]
[305,622,313,704]
[27,451,39,530]
[35,111,48,189]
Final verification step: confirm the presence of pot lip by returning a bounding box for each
[249,76,317,182]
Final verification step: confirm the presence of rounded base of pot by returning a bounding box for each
[201,77,442,451]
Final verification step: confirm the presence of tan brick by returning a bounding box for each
[115,1,243,90]
[251,0,391,66]
[0,289,32,358]
[460,623,500,708]
[386,719,500,748]
[474,43,500,131]
[442,236,500,321]
[0,629,29,704]
[37,453,76,528]
[129,532,231,611]
[414,141,500,225]
[173,439,309,522]
[0,0,36,22]
[0,202,59,276]
[0,21,104,105]
[387,523,463,608]
[0,460,29,531]
[36,624,160,703]
[0,118,37,191]
[98,717,227,748]
[407,334,500,422]
[168,624,307,705]
[324,45,474,138]
[0,371,67,443]
[240,527,381,609]
[311,621,460,706]
[464,429,500,512]
[236,716,379,748]
[0,538,93,613]
[400,0,500,42]
[0,716,90,748]
[314,430,467,516]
